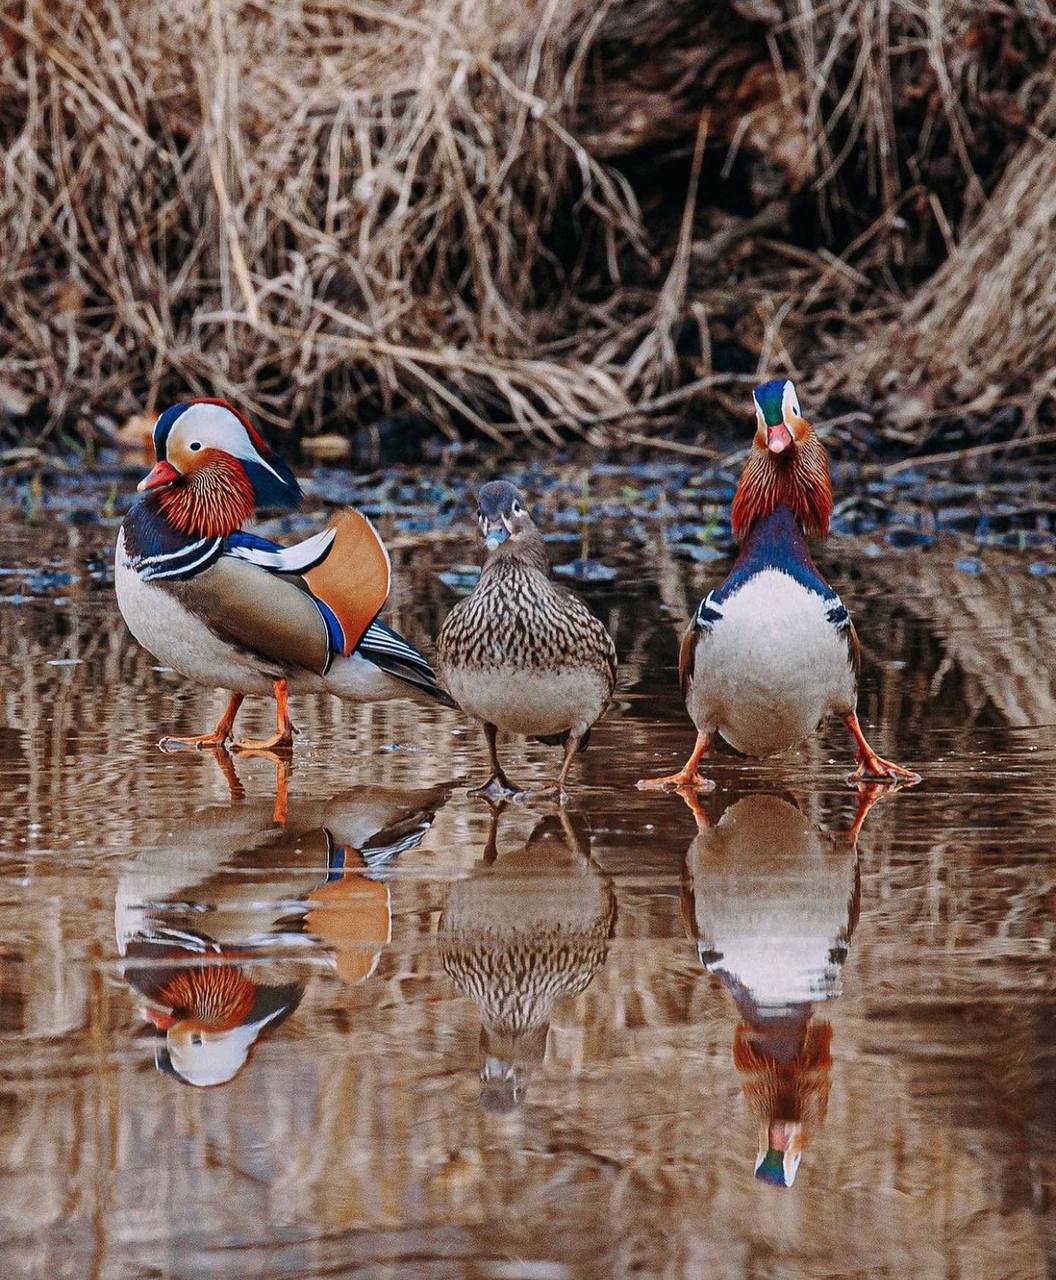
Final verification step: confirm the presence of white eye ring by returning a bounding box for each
[188,441,203,452]
[511,500,524,517]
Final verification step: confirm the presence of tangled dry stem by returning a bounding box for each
[1,0,1054,450]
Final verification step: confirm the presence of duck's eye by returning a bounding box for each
[511,500,524,517]
[188,441,203,452]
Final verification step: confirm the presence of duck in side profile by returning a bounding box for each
[115,399,455,753]
[436,481,617,799]
[639,379,920,791]
[116,778,451,1085]
[439,807,616,1110]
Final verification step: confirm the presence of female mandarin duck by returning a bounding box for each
[439,808,615,1110]
[640,378,920,792]
[436,481,617,799]
[115,398,454,752]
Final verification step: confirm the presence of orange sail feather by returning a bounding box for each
[305,509,391,656]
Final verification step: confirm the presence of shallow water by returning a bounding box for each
[0,484,1054,1280]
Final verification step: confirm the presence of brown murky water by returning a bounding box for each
[0,489,1054,1279]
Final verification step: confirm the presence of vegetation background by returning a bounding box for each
[2,0,1055,461]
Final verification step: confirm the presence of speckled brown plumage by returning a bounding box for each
[438,551,617,680]
[438,812,616,1105]
[436,481,617,795]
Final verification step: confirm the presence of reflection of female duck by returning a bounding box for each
[116,780,450,1085]
[439,809,616,1109]
[682,789,879,1186]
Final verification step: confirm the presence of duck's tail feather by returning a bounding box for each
[304,510,391,656]
[357,619,458,708]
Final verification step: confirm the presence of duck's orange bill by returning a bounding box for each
[138,459,180,491]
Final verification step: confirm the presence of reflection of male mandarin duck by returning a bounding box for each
[436,482,617,798]
[439,809,616,1109]
[639,379,919,791]
[115,399,455,753]
[682,788,879,1187]
[116,780,449,1085]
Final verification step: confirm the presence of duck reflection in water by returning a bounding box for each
[681,785,887,1187]
[440,807,616,1110]
[116,760,450,1086]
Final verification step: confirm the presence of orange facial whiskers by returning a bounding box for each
[730,428,832,542]
[158,450,256,538]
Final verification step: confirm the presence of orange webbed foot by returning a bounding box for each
[159,731,232,753]
[842,712,921,787]
[636,770,715,793]
[847,752,921,787]
[231,728,296,753]
[637,731,714,793]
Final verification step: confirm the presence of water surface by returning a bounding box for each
[0,488,1053,1279]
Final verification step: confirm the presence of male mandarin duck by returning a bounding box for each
[681,787,881,1187]
[439,808,616,1110]
[436,481,617,799]
[639,379,920,791]
[115,398,455,753]
[116,779,450,1085]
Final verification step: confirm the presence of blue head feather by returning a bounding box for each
[753,379,788,427]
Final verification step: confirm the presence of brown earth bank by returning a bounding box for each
[3,1,1056,458]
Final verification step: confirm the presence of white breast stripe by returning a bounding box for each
[127,536,213,569]
[141,539,223,581]
[228,528,335,575]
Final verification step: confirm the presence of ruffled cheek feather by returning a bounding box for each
[731,437,832,541]
[158,454,256,538]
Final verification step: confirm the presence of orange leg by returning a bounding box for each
[637,731,715,793]
[209,745,247,802]
[675,783,711,832]
[231,679,297,753]
[843,711,921,786]
[159,692,244,752]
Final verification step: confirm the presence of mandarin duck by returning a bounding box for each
[640,379,920,792]
[681,787,880,1186]
[439,807,615,1110]
[436,481,617,799]
[116,779,450,1084]
[115,398,455,754]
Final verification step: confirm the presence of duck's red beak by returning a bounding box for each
[766,423,793,454]
[137,460,180,492]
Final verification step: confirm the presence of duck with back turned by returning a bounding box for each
[115,399,454,753]
[639,379,920,791]
[436,481,617,799]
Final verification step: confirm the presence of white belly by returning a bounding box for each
[687,569,855,756]
[444,664,608,738]
[115,539,278,695]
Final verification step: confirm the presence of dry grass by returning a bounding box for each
[1,0,1055,452]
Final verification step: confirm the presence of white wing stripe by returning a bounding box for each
[228,528,335,574]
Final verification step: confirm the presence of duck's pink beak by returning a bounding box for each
[137,460,180,491]
[766,423,793,454]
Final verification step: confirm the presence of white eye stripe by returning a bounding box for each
[782,380,801,419]
[166,403,284,481]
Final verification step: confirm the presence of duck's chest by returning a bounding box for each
[690,568,855,755]
[114,530,275,693]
